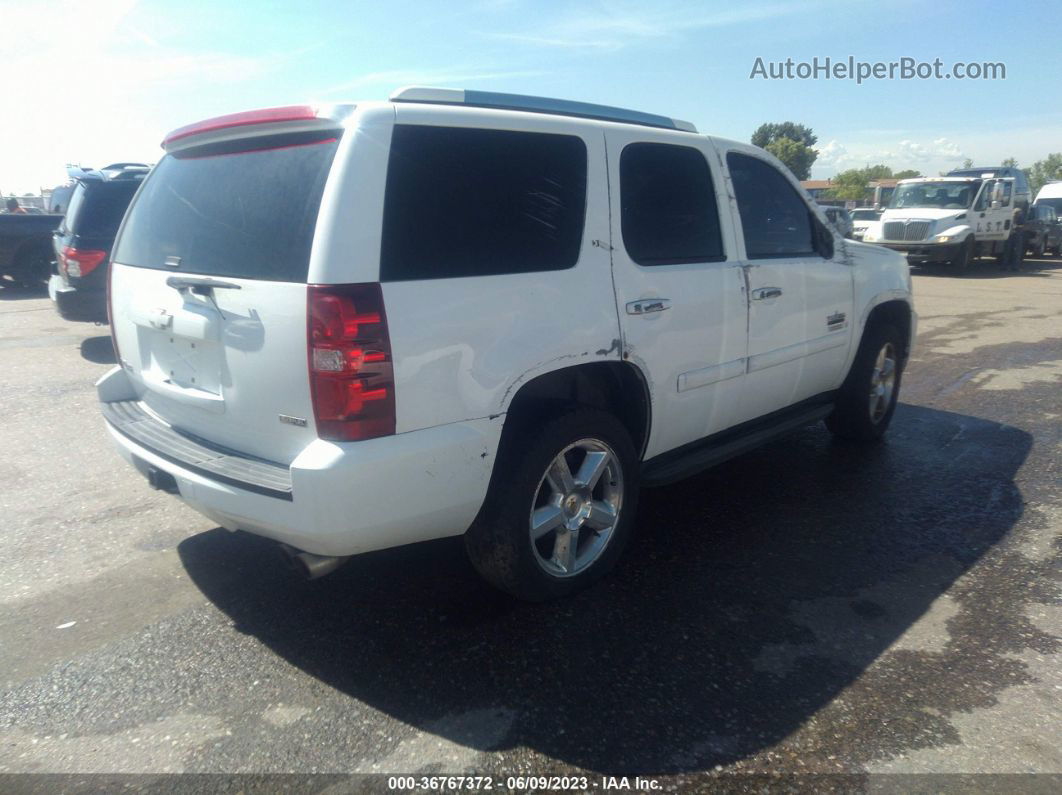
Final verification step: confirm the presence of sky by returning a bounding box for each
[2,0,1060,194]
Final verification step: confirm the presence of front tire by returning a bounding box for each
[951,236,975,273]
[465,408,639,601]
[826,323,904,443]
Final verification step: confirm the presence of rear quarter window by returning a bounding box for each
[380,125,588,281]
[70,182,140,238]
[113,137,338,282]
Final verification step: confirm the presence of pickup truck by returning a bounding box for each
[0,213,62,285]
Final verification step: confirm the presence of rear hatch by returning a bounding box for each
[55,179,141,288]
[109,116,342,464]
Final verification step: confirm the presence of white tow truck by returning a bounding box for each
[861,175,1023,270]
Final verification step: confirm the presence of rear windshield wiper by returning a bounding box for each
[165,276,242,296]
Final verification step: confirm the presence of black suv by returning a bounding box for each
[1025,203,1062,258]
[48,163,149,322]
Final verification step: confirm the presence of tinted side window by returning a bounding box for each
[620,143,724,265]
[381,125,587,281]
[727,152,816,258]
[974,183,990,211]
[62,184,87,232]
[73,182,140,237]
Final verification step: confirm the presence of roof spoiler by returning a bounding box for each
[161,104,355,152]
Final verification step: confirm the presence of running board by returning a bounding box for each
[641,401,834,487]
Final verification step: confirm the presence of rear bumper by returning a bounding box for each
[48,274,106,322]
[97,367,502,557]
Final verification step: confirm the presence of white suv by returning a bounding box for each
[99,88,916,600]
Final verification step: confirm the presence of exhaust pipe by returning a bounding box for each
[278,543,350,580]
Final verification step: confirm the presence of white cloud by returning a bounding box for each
[809,135,970,178]
[816,139,851,167]
[893,137,965,163]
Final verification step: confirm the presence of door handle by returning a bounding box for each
[751,287,783,301]
[626,298,671,315]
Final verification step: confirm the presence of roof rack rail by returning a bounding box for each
[390,86,697,133]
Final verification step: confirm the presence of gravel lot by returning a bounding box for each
[1,259,1059,790]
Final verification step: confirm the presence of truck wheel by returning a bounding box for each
[826,323,903,443]
[1009,235,1025,271]
[12,243,53,286]
[952,237,975,273]
[465,408,639,601]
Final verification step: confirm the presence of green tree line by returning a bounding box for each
[751,121,1062,200]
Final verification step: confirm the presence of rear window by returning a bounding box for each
[1036,198,1062,215]
[380,125,587,281]
[113,137,339,282]
[68,181,140,237]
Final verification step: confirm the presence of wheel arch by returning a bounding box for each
[863,298,913,363]
[500,361,652,460]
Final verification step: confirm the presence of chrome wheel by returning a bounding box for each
[529,438,624,578]
[869,342,897,424]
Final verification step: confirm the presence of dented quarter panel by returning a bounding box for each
[380,106,622,433]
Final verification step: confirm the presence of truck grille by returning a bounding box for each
[883,221,931,241]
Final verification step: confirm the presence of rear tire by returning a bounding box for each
[11,243,53,286]
[826,323,904,443]
[465,408,639,601]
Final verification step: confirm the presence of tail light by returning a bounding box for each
[308,283,395,442]
[60,247,107,278]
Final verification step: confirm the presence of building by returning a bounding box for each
[801,179,834,200]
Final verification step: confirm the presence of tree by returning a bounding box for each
[825,165,897,201]
[961,158,974,169]
[894,169,922,179]
[751,122,819,180]
[1026,153,1062,196]
[765,137,818,180]
[751,122,817,149]
[1001,157,1018,168]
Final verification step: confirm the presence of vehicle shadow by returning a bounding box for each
[913,256,1062,279]
[178,404,1031,776]
[79,335,116,365]
[0,280,47,298]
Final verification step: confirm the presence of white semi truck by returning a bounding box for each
[862,174,1025,271]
